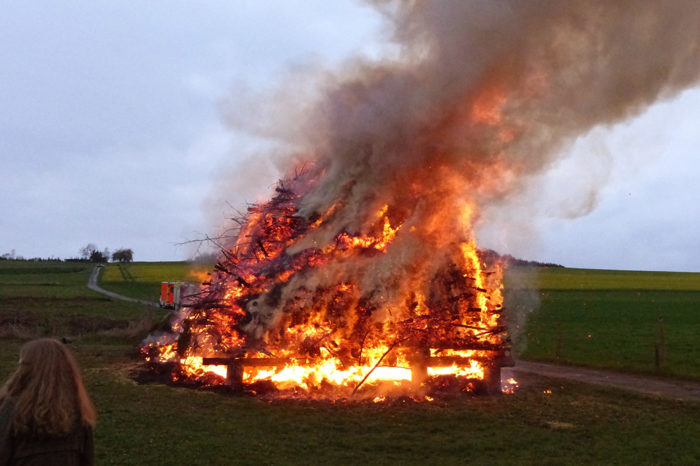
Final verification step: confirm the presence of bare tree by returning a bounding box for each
[79,243,98,260]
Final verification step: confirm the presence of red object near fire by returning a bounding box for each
[159,282,194,309]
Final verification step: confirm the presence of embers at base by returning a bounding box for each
[133,363,512,400]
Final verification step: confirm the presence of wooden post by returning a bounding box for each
[203,356,292,391]
[655,316,666,371]
[226,362,243,390]
[554,324,564,360]
[482,361,501,395]
[409,347,429,387]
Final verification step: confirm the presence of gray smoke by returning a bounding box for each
[221,0,700,337]
[299,0,700,220]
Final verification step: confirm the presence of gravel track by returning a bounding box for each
[87,265,159,307]
[505,360,700,402]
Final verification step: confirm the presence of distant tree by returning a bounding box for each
[79,243,98,260]
[80,244,110,262]
[89,249,108,263]
[111,248,134,263]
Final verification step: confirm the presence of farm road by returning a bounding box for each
[86,266,700,402]
[88,265,159,307]
[506,361,700,402]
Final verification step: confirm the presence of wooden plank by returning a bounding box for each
[423,343,504,351]
[427,356,486,366]
[202,357,291,367]
[203,350,511,369]
[408,347,429,386]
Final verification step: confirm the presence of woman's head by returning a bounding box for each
[0,338,96,436]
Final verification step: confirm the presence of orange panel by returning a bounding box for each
[160,282,169,303]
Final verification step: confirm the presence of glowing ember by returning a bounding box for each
[502,377,519,395]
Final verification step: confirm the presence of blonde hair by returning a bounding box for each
[0,338,96,436]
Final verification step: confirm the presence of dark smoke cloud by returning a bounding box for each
[296,0,700,222]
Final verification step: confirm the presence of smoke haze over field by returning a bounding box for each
[1,1,699,271]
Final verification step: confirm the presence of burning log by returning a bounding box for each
[351,337,408,395]
[407,347,430,387]
[198,342,514,395]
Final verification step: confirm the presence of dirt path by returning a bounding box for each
[504,360,700,402]
[87,265,159,307]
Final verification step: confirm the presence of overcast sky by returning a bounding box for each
[1,1,698,271]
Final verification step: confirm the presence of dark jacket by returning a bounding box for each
[0,400,94,466]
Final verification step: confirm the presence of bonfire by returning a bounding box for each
[142,169,511,398]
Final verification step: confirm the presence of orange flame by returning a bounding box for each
[143,172,509,398]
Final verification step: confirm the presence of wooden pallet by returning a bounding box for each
[203,346,513,393]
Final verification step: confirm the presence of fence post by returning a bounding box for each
[554,323,564,360]
[654,316,666,371]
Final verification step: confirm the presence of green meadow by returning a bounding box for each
[505,267,700,380]
[99,261,209,302]
[0,260,698,464]
[0,261,158,335]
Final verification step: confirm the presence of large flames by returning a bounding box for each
[142,170,510,398]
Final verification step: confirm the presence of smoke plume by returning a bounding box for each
[218,0,700,339]
[302,0,699,208]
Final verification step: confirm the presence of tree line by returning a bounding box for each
[79,244,133,263]
[0,245,134,263]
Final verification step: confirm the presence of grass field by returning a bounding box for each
[0,260,160,338]
[1,260,699,464]
[505,267,700,380]
[1,338,698,465]
[99,261,210,302]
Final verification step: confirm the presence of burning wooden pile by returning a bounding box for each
[142,171,512,399]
